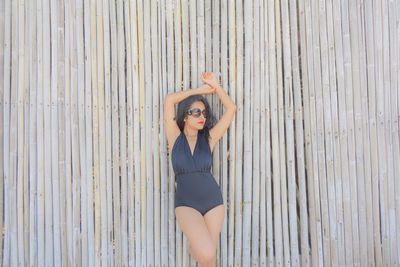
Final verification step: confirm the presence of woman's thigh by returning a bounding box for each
[175,206,216,259]
[203,204,225,247]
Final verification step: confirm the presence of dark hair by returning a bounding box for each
[176,95,217,143]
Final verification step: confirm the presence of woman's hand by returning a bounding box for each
[201,72,221,89]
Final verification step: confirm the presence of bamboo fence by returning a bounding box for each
[1,0,399,266]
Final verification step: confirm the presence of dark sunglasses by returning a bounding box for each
[186,108,208,118]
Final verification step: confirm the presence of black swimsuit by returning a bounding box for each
[171,131,224,216]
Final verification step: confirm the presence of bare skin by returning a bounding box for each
[164,72,236,267]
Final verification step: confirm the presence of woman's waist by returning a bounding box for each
[175,170,213,178]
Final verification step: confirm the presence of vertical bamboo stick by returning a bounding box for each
[318,0,339,264]
[354,0,375,263]
[63,0,74,265]
[164,0,177,265]
[275,1,292,264]
[189,0,197,86]
[281,0,300,265]
[289,0,310,265]
[302,0,324,265]
[124,0,135,265]
[102,0,113,264]
[49,0,61,265]
[342,0,362,265]
[242,1,253,266]
[173,1,184,264]
[71,0,83,264]
[42,0,55,265]
[95,0,105,265]
[226,1,237,267]
[234,0,244,265]
[109,0,122,264]
[16,0,26,265]
[87,0,97,264]
[151,0,161,265]
[27,0,39,265]
[1,1,12,265]
[326,0,346,264]
[268,0,281,265]
[259,0,267,265]
[251,0,261,266]
[158,0,170,265]
[78,0,89,264]
[388,0,400,265]
[364,0,382,264]
[92,1,107,266]
[263,1,274,265]
[56,0,67,263]
[0,0,5,262]
[116,0,128,263]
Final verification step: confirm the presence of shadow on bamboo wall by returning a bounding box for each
[1,0,399,266]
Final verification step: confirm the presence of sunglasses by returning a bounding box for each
[186,108,208,118]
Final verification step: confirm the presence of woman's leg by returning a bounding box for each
[175,206,216,267]
[203,204,225,266]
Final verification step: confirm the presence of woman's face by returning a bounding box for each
[184,101,207,130]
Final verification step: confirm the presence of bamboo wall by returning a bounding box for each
[1,0,399,266]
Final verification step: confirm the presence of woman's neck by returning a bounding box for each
[183,127,198,137]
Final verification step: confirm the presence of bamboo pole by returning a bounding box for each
[96,0,106,265]
[27,0,39,265]
[43,0,55,264]
[143,0,154,265]
[102,0,113,264]
[124,0,135,265]
[78,0,89,264]
[275,1,292,264]
[116,0,128,263]
[50,0,61,264]
[289,0,310,265]
[173,1,184,265]
[319,0,339,265]
[234,0,244,265]
[326,0,346,265]
[164,0,177,265]
[242,0,253,265]
[109,0,122,264]
[342,0,363,265]
[263,1,274,265]
[381,1,398,265]
[71,0,82,264]
[364,0,383,264]
[63,0,74,265]
[388,0,400,265]
[151,0,161,265]
[301,0,324,265]
[0,0,5,262]
[56,0,67,264]
[157,0,170,265]
[281,0,300,264]
[259,0,267,265]
[87,0,97,264]
[2,1,13,265]
[251,0,261,266]
[92,2,107,266]
[16,0,26,265]
[268,0,280,265]
[353,0,375,264]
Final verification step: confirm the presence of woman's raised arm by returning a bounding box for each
[201,72,237,152]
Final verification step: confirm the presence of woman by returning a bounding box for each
[164,72,236,267]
